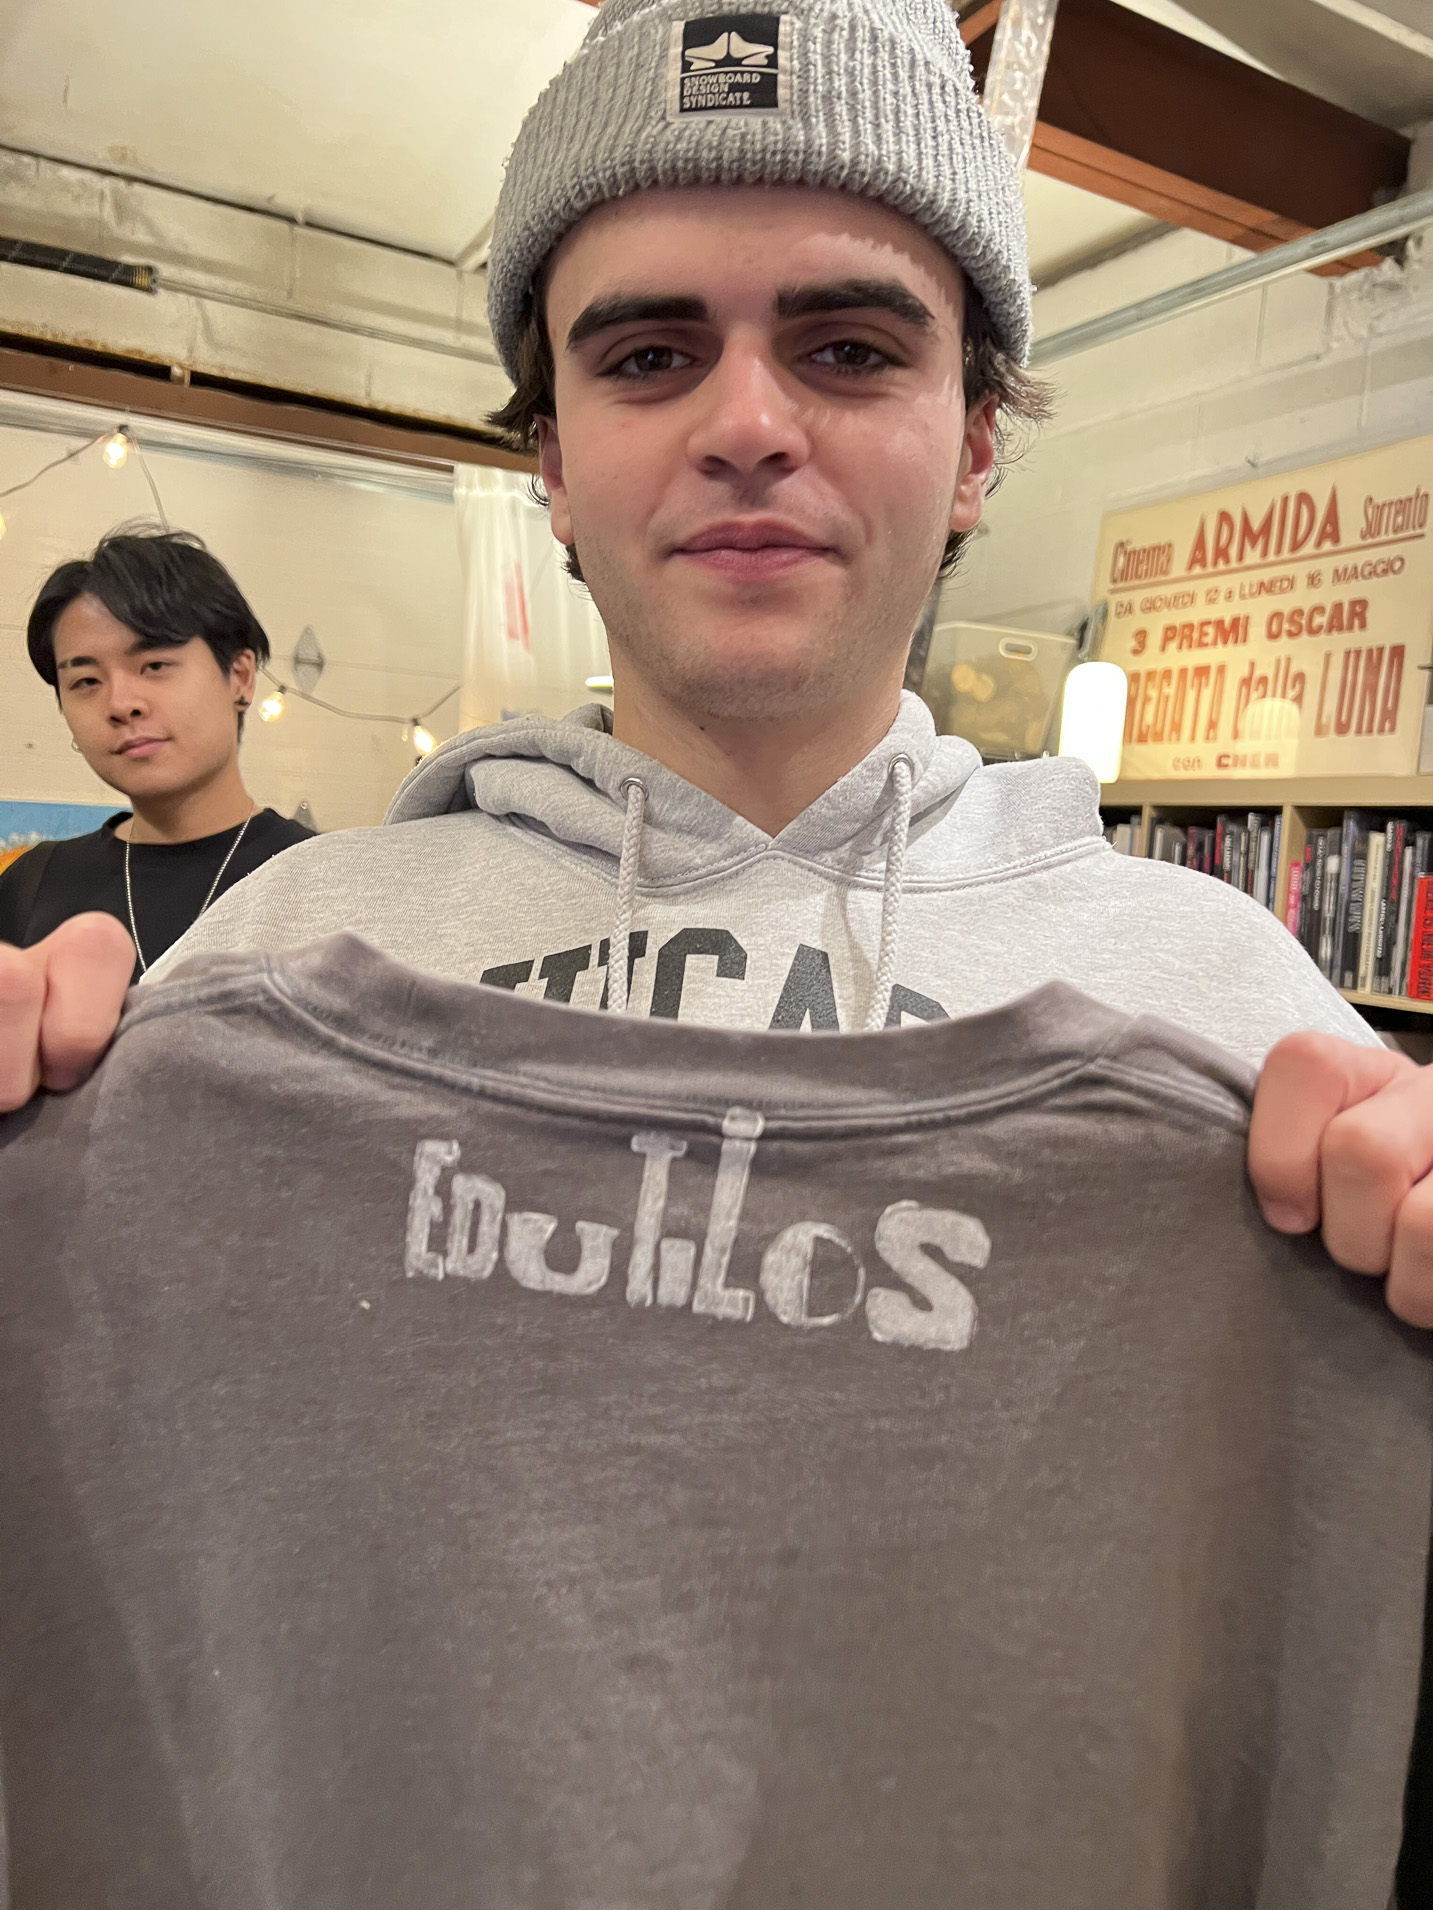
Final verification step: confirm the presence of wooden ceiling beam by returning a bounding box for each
[966,0,1408,274]
[0,341,534,472]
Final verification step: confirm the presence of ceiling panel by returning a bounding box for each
[0,0,594,258]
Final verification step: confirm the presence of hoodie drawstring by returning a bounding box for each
[608,775,648,1015]
[865,754,914,1033]
[608,757,912,1028]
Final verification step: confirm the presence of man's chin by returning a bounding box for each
[658,641,846,724]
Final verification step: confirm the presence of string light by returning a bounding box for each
[258,690,287,723]
[412,723,436,756]
[102,428,130,469]
[257,665,457,741]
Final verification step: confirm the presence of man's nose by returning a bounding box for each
[685,341,812,480]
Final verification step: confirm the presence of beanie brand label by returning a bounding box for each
[666,13,792,119]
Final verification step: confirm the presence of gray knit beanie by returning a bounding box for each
[486,0,1032,374]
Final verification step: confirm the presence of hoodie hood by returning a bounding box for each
[148,686,1375,1063]
[385,692,1102,891]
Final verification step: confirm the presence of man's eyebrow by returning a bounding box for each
[56,653,98,672]
[566,294,711,350]
[774,278,936,329]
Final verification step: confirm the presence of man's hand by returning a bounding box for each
[0,914,134,1114]
[1250,1031,1433,1327]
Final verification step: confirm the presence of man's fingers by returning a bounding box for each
[34,913,135,1094]
[1317,1067,1433,1273]
[1249,1031,1412,1234]
[0,942,45,1113]
[1386,1172,1433,1329]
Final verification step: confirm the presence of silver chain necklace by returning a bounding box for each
[124,804,258,975]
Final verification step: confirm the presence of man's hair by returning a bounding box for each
[27,526,271,729]
[488,286,1052,582]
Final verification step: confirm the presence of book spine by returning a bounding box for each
[1411,875,1433,1001]
[1321,843,1343,981]
[1254,823,1272,912]
[1343,832,1369,991]
[1306,844,1322,955]
[1269,813,1283,913]
[1393,843,1416,998]
[1357,833,1383,996]
[1286,860,1302,940]
[1332,814,1358,985]
[1308,834,1328,962]
[1375,821,1405,992]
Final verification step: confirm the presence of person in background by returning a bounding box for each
[0,528,313,980]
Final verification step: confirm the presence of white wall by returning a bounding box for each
[0,409,464,830]
[947,228,1433,634]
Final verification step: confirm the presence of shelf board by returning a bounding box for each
[1340,989,1433,1017]
[1103,777,1433,807]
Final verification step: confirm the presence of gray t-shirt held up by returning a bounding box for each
[0,935,1426,1910]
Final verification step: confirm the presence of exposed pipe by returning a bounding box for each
[155,273,499,366]
[0,235,499,367]
[1029,185,1433,366]
[0,236,155,292]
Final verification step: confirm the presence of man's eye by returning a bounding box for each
[606,344,695,380]
[809,339,894,373]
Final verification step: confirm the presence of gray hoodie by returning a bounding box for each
[153,693,1378,1066]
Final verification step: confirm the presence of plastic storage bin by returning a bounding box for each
[915,621,1078,761]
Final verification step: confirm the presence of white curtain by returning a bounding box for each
[454,465,611,729]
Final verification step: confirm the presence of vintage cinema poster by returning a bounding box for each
[1093,435,1433,779]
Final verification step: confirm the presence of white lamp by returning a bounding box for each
[1058,661,1128,784]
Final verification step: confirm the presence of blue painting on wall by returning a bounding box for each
[0,800,118,853]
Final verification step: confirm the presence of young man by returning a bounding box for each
[0,7,1430,1899]
[0,529,312,980]
[0,0,1429,1333]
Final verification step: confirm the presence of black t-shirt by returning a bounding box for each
[0,809,314,979]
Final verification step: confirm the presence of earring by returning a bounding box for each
[237,699,251,710]
[70,739,81,752]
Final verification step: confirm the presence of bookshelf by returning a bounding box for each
[1100,775,1433,1027]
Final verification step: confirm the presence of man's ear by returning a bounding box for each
[537,415,573,546]
[950,395,999,537]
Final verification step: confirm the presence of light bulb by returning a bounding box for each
[258,691,286,723]
[412,724,436,756]
[102,429,130,469]
[584,674,614,693]
[1058,660,1128,784]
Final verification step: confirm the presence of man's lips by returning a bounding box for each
[672,520,837,578]
[114,737,166,758]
